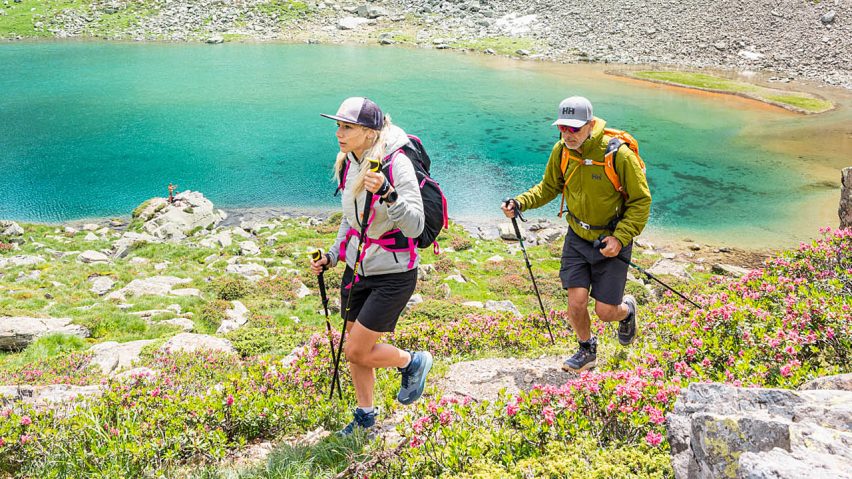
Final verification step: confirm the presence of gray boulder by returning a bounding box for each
[841,167,852,229]
[711,263,750,277]
[106,275,193,301]
[216,301,250,334]
[338,16,370,30]
[0,220,23,237]
[225,263,268,281]
[800,373,852,392]
[78,250,110,264]
[89,276,116,296]
[0,317,90,351]
[88,339,155,375]
[485,300,521,317]
[648,258,692,279]
[0,255,44,269]
[667,382,852,479]
[138,191,226,241]
[0,384,101,407]
[160,333,236,354]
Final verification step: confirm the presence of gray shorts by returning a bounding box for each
[559,228,632,306]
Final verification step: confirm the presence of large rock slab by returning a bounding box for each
[0,384,102,407]
[0,317,90,351]
[160,333,236,354]
[88,339,155,375]
[0,220,24,237]
[137,191,226,241]
[0,255,44,269]
[438,356,566,402]
[106,275,193,300]
[800,373,852,392]
[667,382,852,479]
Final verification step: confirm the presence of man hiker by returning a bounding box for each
[502,96,652,371]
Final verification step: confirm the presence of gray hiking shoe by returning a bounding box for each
[397,351,433,405]
[562,337,597,372]
[618,295,637,346]
[337,408,377,436]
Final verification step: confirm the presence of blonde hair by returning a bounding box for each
[333,116,393,196]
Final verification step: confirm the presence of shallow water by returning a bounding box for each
[1,42,849,246]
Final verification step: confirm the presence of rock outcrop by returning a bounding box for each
[667,381,852,479]
[841,167,851,229]
[0,317,90,351]
[135,191,226,241]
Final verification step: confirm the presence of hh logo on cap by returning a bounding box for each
[563,107,575,115]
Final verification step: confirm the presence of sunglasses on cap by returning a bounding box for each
[557,123,587,133]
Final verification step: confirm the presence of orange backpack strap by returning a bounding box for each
[604,138,628,200]
[559,145,586,218]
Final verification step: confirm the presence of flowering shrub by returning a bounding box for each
[0,334,356,477]
[388,367,676,478]
[0,352,99,386]
[630,228,851,389]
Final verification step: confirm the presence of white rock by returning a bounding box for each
[106,276,192,300]
[296,282,312,298]
[89,276,116,296]
[160,333,236,354]
[225,263,269,281]
[78,250,110,264]
[84,232,100,241]
[485,300,521,317]
[0,255,45,269]
[0,316,90,351]
[88,339,155,375]
[444,274,467,283]
[338,16,370,30]
[240,241,261,256]
[160,317,195,331]
[487,255,505,263]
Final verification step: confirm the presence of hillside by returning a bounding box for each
[0,195,849,477]
[1,0,849,88]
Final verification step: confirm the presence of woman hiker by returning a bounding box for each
[309,97,433,436]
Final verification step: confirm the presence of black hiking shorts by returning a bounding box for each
[340,266,418,333]
[559,227,633,306]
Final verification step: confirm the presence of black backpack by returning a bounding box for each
[336,134,448,250]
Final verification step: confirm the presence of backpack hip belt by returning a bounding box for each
[561,207,621,231]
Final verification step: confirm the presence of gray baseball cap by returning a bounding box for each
[552,96,593,127]
[321,97,385,130]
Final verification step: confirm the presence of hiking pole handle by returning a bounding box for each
[503,197,525,222]
[311,249,330,306]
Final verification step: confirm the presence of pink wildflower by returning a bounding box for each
[226,394,234,406]
[645,430,663,447]
[19,416,31,426]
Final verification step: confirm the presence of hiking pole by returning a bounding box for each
[313,249,343,399]
[592,237,701,309]
[504,198,555,345]
[329,158,382,400]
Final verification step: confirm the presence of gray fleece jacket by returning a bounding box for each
[327,124,425,276]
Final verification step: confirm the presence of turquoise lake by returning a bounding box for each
[1,42,849,245]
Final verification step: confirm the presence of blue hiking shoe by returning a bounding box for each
[397,351,433,405]
[337,408,377,436]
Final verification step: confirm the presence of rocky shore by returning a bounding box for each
[3,0,848,89]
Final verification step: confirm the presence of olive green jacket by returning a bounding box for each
[516,118,652,246]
